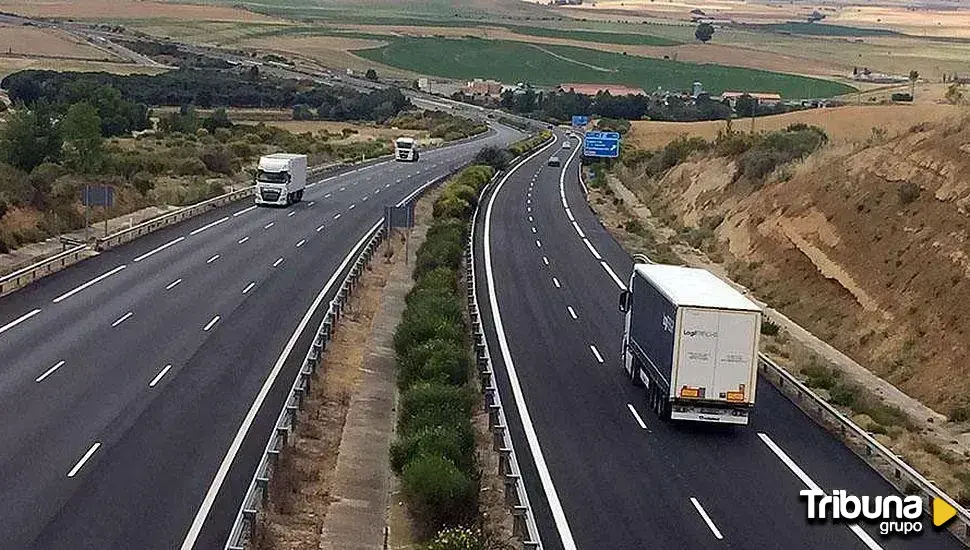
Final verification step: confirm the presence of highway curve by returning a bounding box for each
[0,124,521,550]
[473,130,962,550]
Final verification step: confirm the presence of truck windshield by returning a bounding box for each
[257,170,289,184]
[395,141,412,150]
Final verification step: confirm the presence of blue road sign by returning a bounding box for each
[583,131,621,158]
[571,115,589,127]
[81,185,114,207]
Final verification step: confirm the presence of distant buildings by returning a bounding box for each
[720,91,782,106]
[559,83,647,96]
[464,78,503,98]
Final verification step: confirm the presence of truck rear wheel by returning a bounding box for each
[296,189,304,201]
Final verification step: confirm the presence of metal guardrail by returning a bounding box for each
[464,145,551,549]
[0,244,90,297]
[759,354,970,541]
[223,171,457,550]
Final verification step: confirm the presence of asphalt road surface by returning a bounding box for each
[473,131,962,550]
[0,124,521,550]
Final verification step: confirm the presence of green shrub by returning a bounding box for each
[761,319,780,336]
[390,422,475,474]
[433,195,472,221]
[401,453,477,529]
[408,267,458,300]
[175,157,207,176]
[399,338,470,389]
[393,302,464,358]
[474,146,512,171]
[415,220,466,278]
[399,382,473,436]
[200,145,234,174]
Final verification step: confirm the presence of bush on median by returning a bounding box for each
[398,337,470,390]
[401,452,478,529]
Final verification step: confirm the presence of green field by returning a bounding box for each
[353,37,855,99]
[748,22,899,37]
[504,25,678,46]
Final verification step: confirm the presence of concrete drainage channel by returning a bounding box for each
[223,170,458,550]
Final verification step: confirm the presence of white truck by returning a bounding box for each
[394,137,419,162]
[255,153,307,207]
[618,264,762,425]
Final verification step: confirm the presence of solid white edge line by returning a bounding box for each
[483,133,578,550]
[573,221,585,238]
[166,279,182,290]
[601,261,628,291]
[203,315,220,332]
[52,265,126,303]
[690,497,724,540]
[35,360,66,383]
[67,442,101,478]
[242,282,256,294]
[189,216,229,236]
[582,238,603,260]
[111,312,133,327]
[757,433,883,550]
[181,218,384,549]
[149,364,173,387]
[627,403,647,430]
[133,237,184,263]
[590,345,604,363]
[0,308,41,335]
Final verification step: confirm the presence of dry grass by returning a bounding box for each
[628,104,962,150]
[235,35,414,77]
[0,57,163,78]
[0,24,115,59]
[0,0,280,22]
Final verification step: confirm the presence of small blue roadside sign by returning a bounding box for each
[571,115,589,127]
[80,185,114,207]
[583,131,620,158]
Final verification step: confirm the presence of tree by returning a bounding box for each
[695,22,715,43]
[909,69,919,98]
[365,68,378,82]
[0,102,62,172]
[61,102,103,174]
[735,94,758,118]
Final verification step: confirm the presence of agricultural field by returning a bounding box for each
[354,37,854,99]
[626,104,963,150]
[0,0,278,22]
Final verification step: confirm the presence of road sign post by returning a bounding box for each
[582,131,621,158]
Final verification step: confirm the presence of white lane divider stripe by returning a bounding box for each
[349,204,356,210]
[690,498,724,540]
[111,312,133,327]
[308,201,316,206]
[165,279,182,290]
[53,265,126,303]
[0,308,41,335]
[133,237,184,262]
[567,306,577,320]
[296,239,306,248]
[542,256,549,266]
[149,364,173,388]
[203,315,220,332]
[238,236,249,244]
[35,360,66,383]
[287,211,296,217]
[325,193,332,198]
[536,240,542,248]
[757,433,883,549]
[316,224,325,232]
[590,345,604,364]
[232,205,256,217]
[553,277,561,288]
[189,216,229,236]
[242,282,256,295]
[67,442,101,478]
[264,222,274,229]
[334,213,342,220]
[272,257,285,268]
[627,403,647,430]
[206,254,220,264]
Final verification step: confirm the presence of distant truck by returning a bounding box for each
[255,153,307,207]
[394,137,419,162]
[618,263,762,425]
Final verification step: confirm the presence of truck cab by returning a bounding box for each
[255,153,307,207]
[394,137,419,162]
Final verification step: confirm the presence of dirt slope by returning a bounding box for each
[626,115,970,414]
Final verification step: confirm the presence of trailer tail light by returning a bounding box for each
[726,391,745,402]
[679,386,700,398]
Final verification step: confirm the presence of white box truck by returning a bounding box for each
[618,264,762,425]
[255,153,307,207]
[394,137,419,162]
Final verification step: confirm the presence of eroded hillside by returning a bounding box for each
[620,115,970,415]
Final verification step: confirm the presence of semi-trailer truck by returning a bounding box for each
[618,263,762,425]
[255,153,307,207]
[394,137,419,162]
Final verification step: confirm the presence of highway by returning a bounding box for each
[473,131,962,550]
[0,124,520,550]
